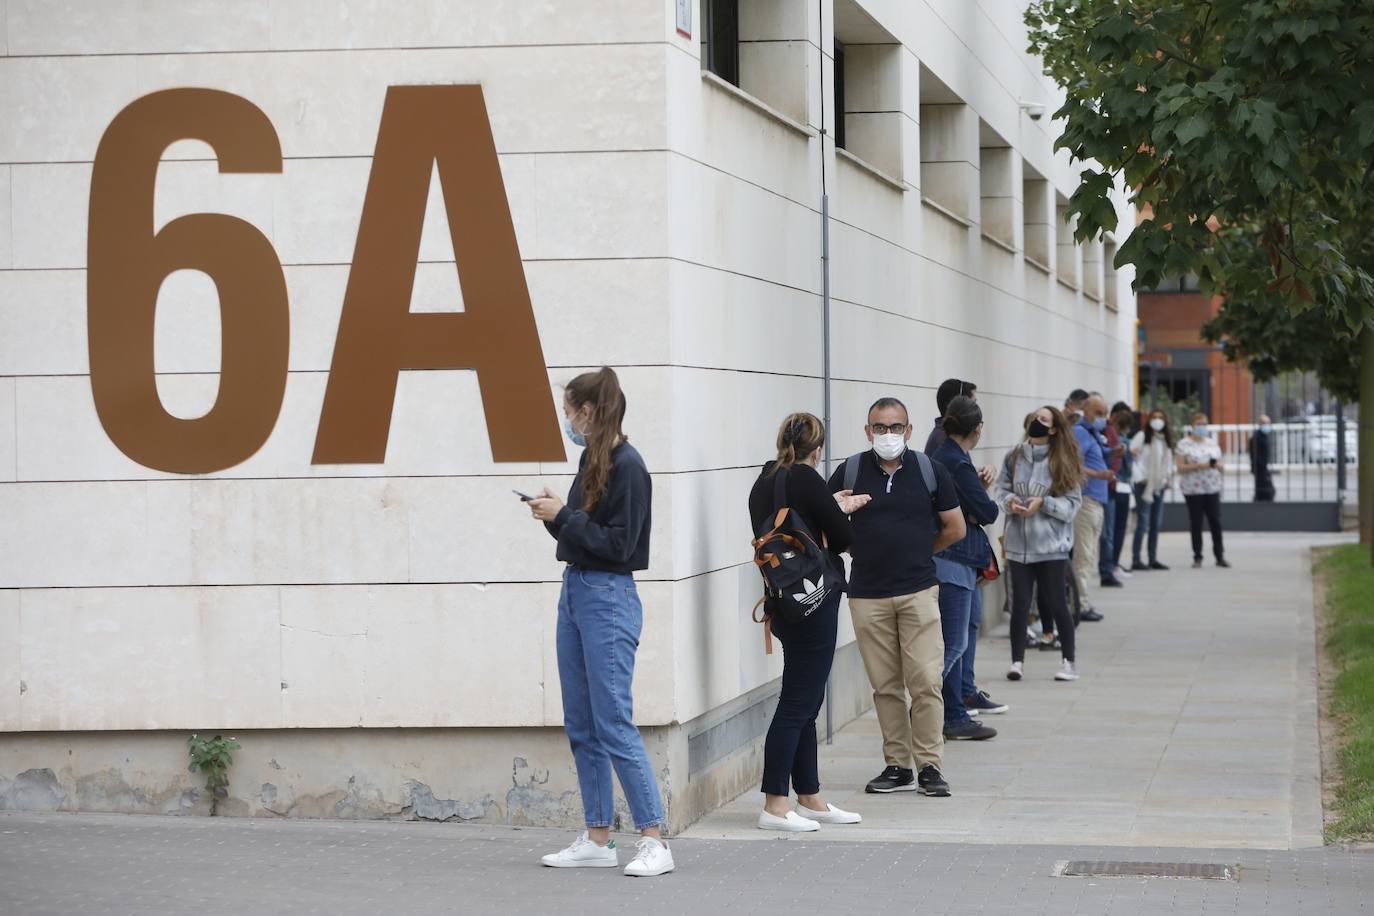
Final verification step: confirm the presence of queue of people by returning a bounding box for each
[524,367,1233,875]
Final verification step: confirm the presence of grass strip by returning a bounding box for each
[1320,543,1374,841]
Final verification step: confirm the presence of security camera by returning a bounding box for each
[1019,99,1046,120]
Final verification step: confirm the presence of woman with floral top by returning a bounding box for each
[1175,412,1229,569]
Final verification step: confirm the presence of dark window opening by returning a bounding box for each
[703,0,740,86]
[833,42,846,149]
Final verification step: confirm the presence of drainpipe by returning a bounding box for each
[818,0,834,746]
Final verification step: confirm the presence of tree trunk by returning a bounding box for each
[1361,325,1374,561]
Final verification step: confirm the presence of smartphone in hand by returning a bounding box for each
[513,489,534,502]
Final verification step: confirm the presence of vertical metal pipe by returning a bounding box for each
[818,0,834,747]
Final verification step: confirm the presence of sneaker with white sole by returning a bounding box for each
[623,836,675,877]
[1006,661,1023,681]
[796,803,861,825]
[1054,659,1080,681]
[758,809,820,832]
[541,832,618,868]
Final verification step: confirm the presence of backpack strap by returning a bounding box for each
[842,453,862,492]
[914,450,937,504]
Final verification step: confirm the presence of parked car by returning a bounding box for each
[1284,416,1358,464]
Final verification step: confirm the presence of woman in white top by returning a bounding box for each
[1129,408,1174,571]
[1175,412,1229,569]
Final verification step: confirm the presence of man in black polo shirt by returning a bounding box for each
[831,397,966,796]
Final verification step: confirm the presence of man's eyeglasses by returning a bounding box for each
[869,423,907,435]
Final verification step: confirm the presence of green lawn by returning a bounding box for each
[1320,544,1374,842]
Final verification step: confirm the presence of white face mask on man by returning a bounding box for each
[872,433,906,460]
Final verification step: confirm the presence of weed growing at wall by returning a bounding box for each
[188,734,241,816]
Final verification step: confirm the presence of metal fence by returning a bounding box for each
[1162,420,1357,505]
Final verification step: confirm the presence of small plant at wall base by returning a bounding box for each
[188,734,240,816]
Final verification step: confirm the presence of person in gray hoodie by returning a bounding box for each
[995,405,1085,682]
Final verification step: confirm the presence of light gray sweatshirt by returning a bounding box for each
[994,443,1082,564]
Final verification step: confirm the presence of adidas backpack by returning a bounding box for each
[750,466,838,652]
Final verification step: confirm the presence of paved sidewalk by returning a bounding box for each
[1,812,1371,915]
[687,532,1346,848]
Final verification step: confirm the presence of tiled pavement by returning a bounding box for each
[0,812,1369,915]
[687,532,1345,849]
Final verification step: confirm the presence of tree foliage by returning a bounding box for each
[1025,0,1374,398]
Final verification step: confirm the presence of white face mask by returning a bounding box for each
[1150,418,1165,431]
[872,433,906,460]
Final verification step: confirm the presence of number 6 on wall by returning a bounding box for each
[88,88,290,475]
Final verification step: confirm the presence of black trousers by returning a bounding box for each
[1184,492,1225,561]
[1009,559,1075,664]
[760,587,841,797]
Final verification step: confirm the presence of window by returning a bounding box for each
[919,66,977,221]
[832,2,904,180]
[833,42,846,150]
[1083,238,1103,301]
[979,122,1015,249]
[1056,194,1080,288]
[702,0,740,86]
[1104,237,1120,310]
[1022,167,1052,269]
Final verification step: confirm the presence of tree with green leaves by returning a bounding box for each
[1026,0,1374,558]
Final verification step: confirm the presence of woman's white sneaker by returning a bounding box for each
[796,803,862,825]
[1006,661,1024,681]
[540,832,618,868]
[758,810,820,832]
[1055,659,1080,681]
[623,836,675,877]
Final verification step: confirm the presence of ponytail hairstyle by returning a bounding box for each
[1039,405,1086,496]
[941,395,983,439]
[770,412,825,475]
[564,367,627,512]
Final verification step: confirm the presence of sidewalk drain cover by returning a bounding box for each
[1056,861,1238,881]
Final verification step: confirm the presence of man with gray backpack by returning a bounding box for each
[829,397,966,797]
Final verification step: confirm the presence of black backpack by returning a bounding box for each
[751,467,837,652]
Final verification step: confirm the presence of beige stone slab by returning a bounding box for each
[17,586,281,731]
[0,590,19,730]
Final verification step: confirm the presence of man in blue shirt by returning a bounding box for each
[1071,392,1115,622]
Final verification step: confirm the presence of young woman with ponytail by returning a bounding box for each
[525,367,673,877]
[746,413,870,832]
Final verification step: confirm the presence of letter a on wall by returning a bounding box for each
[312,85,566,464]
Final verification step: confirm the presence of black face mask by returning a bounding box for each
[1028,419,1051,439]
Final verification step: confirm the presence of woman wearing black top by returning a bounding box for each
[748,412,871,832]
[527,368,673,877]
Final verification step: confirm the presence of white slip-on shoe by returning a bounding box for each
[758,810,820,832]
[541,832,618,868]
[797,803,861,825]
[623,836,675,877]
[1006,661,1023,681]
[1055,659,1080,681]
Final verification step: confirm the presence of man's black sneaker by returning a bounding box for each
[1148,560,1169,570]
[965,690,1009,714]
[944,720,997,741]
[1130,561,1150,572]
[1100,576,1124,588]
[1216,557,1231,568]
[1080,608,1104,622]
[865,765,916,794]
[917,765,951,797]
[1192,558,1203,569]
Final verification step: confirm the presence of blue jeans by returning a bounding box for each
[960,586,982,701]
[938,582,974,726]
[556,567,664,831]
[1132,483,1164,564]
[1098,494,1117,578]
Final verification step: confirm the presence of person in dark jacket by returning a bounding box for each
[527,367,674,877]
[748,413,871,831]
[1251,415,1275,502]
[932,397,1004,740]
[923,379,974,456]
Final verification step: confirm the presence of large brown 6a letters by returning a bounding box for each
[88,88,290,474]
[312,85,565,465]
[86,84,564,474]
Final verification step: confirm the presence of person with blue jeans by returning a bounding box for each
[527,367,674,878]
[1129,408,1174,571]
[1096,408,1126,588]
[1107,403,1136,578]
[932,397,1003,740]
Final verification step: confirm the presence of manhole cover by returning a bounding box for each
[1056,860,1238,881]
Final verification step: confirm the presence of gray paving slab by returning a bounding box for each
[686,532,1349,849]
[1,812,1369,916]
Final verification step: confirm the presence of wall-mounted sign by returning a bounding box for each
[676,0,692,38]
[87,85,566,475]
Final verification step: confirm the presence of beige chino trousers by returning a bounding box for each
[848,586,944,770]
[1072,497,1106,610]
